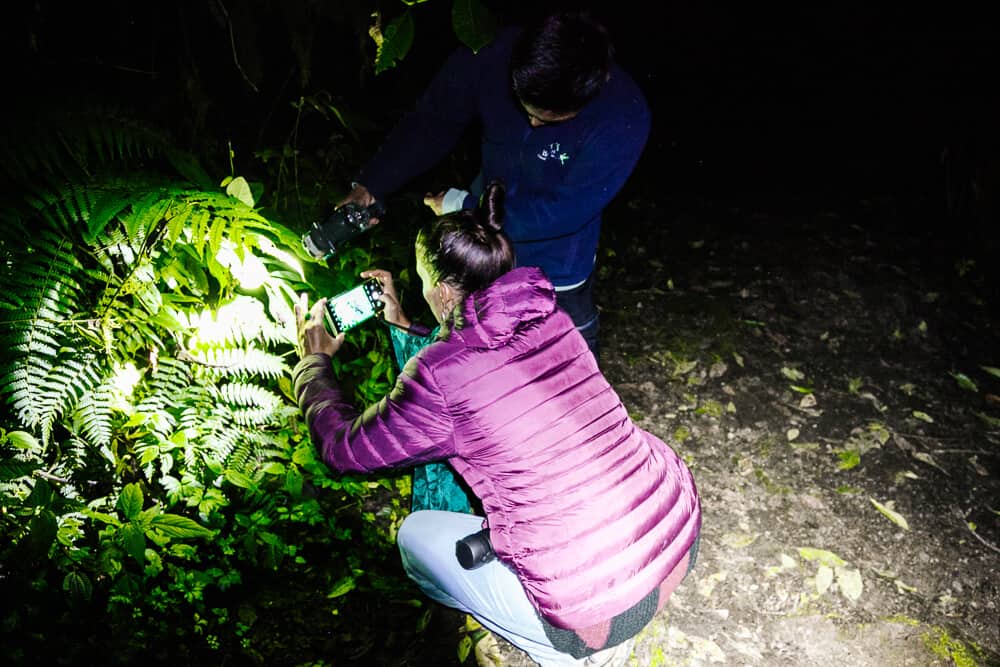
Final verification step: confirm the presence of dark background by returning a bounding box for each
[2,1,998,234]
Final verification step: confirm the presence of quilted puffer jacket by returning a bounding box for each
[293,266,701,631]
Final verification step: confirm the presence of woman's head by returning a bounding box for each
[416,181,514,323]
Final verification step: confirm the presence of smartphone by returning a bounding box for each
[324,278,384,334]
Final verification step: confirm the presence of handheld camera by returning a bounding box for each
[302,201,385,260]
[324,278,384,335]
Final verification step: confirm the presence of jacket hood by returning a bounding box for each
[452,267,556,349]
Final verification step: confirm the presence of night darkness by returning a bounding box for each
[4,2,998,225]
[3,3,1000,665]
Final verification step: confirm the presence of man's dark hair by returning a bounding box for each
[510,11,613,114]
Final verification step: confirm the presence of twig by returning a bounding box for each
[33,470,71,485]
[933,448,997,456]
[214,0,260,93]
[953,505,1000,556]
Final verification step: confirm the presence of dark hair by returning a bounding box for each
[417,181,514,296]
[510,11,613,114]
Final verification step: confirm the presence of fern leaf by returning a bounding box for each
[189,347,289,380]
[73,381,115,447]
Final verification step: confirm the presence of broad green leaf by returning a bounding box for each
[797,547,847,568]
[911,410,934,423]
[327,576,357,599]
[374,11,415,74]
[150,514,214,539]
[225,176,255,208]
[120,522,147,565]
[82,508,121,527]
[63,571,93,602]
[25,511,58,557]
[869,497,910,530]
[25,479,53,508]
[118,483,144,520]
[224,469,255,489]
[452,0,496,53]
[457,635,473,663]
[950,372,978,392]
[835,566,863,601]
[6,430,40,450]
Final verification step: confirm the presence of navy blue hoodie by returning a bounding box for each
[357,27,651,288]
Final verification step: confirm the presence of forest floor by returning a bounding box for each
[289,192,1000,667]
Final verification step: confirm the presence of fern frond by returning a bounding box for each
[27,349,105,443]
[73,381,116,447]
[187,347,289,380]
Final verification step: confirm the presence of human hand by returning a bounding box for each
[360,269,410,329]
[295,293,345,357]
[336,183,381,224]
[423,191,446,216]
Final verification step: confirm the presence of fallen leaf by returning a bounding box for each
[799,393,818,408]
[835,566,864,601]
[950,372,978,392]
[870,497,910,530]
[912,451,949,475]
[816,565,834,594]
[781,366,806,381]
[969,456,989,476]
[911,410,934,423]
[797,547,847,568]
[786,428,800,441]
[721,532,758,549]
[474,632,503,667]
[981,365,1000,379]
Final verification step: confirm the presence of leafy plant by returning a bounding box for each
[0,112,409,663]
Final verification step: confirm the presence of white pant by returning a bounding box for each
[396,510,590,666]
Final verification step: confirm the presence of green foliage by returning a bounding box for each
[0,113,410,662]
[373,0,497,74]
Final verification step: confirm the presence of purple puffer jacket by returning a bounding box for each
[293,266,701,630]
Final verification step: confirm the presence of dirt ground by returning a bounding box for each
[459,194,1000,667]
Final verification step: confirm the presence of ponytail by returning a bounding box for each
[418,179,514,296]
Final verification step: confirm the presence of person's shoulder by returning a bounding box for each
[606,63,649,108]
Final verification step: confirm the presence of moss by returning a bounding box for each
[754,468,791,495]
[921,626,986,667]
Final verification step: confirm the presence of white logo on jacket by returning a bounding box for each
[537,142,570,165]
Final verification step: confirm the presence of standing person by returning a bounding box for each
[338,10,651,361]
[295,182,700,666]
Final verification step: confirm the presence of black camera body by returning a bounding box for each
[456,528,495,570]
[302,201,385,260]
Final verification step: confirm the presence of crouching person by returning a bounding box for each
[293,181,701,666]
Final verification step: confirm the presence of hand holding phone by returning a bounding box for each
[324,278,385,335]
